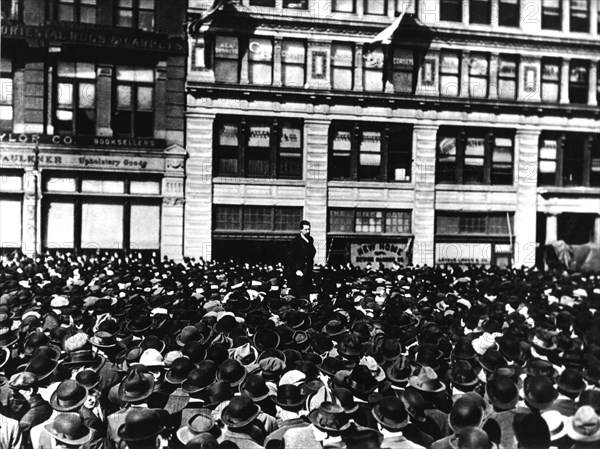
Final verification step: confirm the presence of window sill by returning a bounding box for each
[538,186,600,197]
[213,177,305,186]
[436,184,516,192]
[328,180,414,189]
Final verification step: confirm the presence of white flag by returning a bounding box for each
[369,9,406,45]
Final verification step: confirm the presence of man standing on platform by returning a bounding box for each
[287,220,316,298]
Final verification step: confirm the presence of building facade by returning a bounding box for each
[0,0,187,258]
[185,0,599,267]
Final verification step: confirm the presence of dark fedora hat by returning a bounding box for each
[557,368,586,395]
[317,357,346,377]
[176,325,202,347]
[24,353,59,382]
[45,413,92,446]
[385,356,413,386]
[346,365,378,398]
[372,396,409,430]
[408,366,446,394]
[332,387,358,414]
[311,332,334,355]
[583,360,600,386]
[523,358,558,379]
[253,328,280,352]
[322,320,347,338]
[118,368,155,403]
[485,374,519,411]
[89,331,118,349]
[118,408,169,442]
[338,334,368,360]
[479,349,508,374]
[0,313,18,347]
[308,401,351,433]
[60,349,105,372]
[497,334,524,363]
[217,358,247,387]
[75,369,101,391]
[165,357,195,385]
[241,374,270,402]
[182,341,206,364]
[126,314,154,334]
[221,395,261,429]
[272,384,305,410]
[448,360,479,391]
[451,337,477,362]
[524,375,558,411]
[139,335,166,354]
[203,381,234,408]
[50,380,88,412]
[182,361,217,394]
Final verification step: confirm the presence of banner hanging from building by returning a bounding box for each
[350,242,408,268]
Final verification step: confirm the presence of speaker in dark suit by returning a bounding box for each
[287,220,316,298]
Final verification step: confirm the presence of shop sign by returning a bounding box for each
[1,23,185,53]
[350,242,408,268]
[1,151,164,171]
[0,133,164,148]
[435,242,492,265]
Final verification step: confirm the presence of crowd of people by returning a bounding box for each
[0,249,599,449]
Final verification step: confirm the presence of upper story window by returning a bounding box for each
[440,0,462,22]
[282,40,305,88]
[498,55,518,100]
[214,116,303,179]
[365,0,387,15]
[470,0,491,24]
[440,51,460,97]
[248,38,273,86]
[436,127,514,185]
[541,58,560,103]
[54,62,96,135]
[1,0,20,21]
[113,66,154,137]
[332,0,355,13]
[468,53,489,98]
[331,43,354,91]
[57,0,96,24]
[329,122,413,182]
[539,132,599,187]
[570,0,589,32]
[363,46,384,92]
[116,0,154,31]
[499,0,519,27]
[213,36,240,84]
[329,209,412,234]
[542,0,561,29]
[0,58,13,132]
[391,48,415,94]
[569,60,588,104]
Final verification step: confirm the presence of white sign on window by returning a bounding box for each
[248,126,271,147]
[219,124,239,146]
[280,126,301,148]
[435,242,492,265]
[351,242,408,268]
[333,130,352,151]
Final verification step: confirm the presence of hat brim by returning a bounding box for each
[22,360,59,382]
[408,376,446,394]
[565,417,600,442]
[118,423,165,442]
[176,427,201,445]
[372,405,409,430]
[221,403,260,429]
[308,409,352,433]
[271,396,305,409]
[45,423,92,445]
[60,355,106,373]
[50,388,88,412]
[118,375,155,403]
[484,389,519,412]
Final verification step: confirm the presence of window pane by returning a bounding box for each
[249,39,273,62]
[138,11,154,31]
[45,202,73,248]
[81,203,123,248]
[243,207,272,230]
[117,10,133,27]
[215,206,242,230]
[386,211,411,233]
[140,0,154,8]
[280,124,301,149]
[359,131,381,166]
[76,63,96,79]
[283,0,307,8]
[329,209,355,232]
[46,177,76,192]
[365,0,386,14]
[81,180,125,193]
[130,181,160,194]
[0,78,13,105]
[356,210,383,233]
[215,61,239,83]
[0,200,21,246]
[117,85,132,109]
[116,67,135,81]
[136,86,153,110]
[333,0,354,12]
[248,125,271,147]
[219,123,239,146]
[215,36,239,60]
[274,208,302,231]
[58,83,73,106]
[78,83,95,108]
[130,205,160,250]
[58,4,74,21]
[0,175,21,192]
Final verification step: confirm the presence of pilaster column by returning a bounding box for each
[188,35,215,83]
[21,170,41,257]
[513,129,541,267]
[490,0,499,28]
[161,145,187,261]
[273,38,283,88]
[488,52,499,99]
[12,65,24,133]
[588,60,598,107]
[304,119,329,265]
[96,64,113,137]
[561,0,570,32]
[459,50,470,98]
[412,124,437,267]
[354,44,364,91]
[591,0,598,35]
[593,216,600,244]
[462,0,470,26]
[154,61,167,140]
[559,58,570,104]
[184,111,216,260]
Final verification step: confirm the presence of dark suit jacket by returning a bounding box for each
[288,234,316,276]
[19,394,53,434]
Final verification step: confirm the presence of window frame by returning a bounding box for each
[470,0,491,24]
[542,0,562,29]
[364,0,387,15]
[569,60,588,104]
[541,58,561,103]
[570,0,590,32]
[56,0,97,24]
[390,47,416,94]
[497,54,518,100]
[498,0,520,27]
[328,122,413,182]
[281,39,306,88]
[116,0,155,31]
[331,42,354,91]
[248,37,274,86]
[113,66,155,138]
[212,35,241,84]
[0,58,13,132]
[332,0,356,13]
[328,208,412,235]
[439,0,462,22]
[53,62,97,136]
[213,116,304,180]
[213,205,303,233]
[436,127,515,186]
[467,52,489,99]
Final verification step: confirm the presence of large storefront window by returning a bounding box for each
[435,212,514,267]
[214,116,303,179]
[328,208,412,267]
[0,171,23,249]
[43,173,161,252]
[213,205,302,263]
[436,127,514,185]
[329,122,413,182]
[538,132,599,187]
